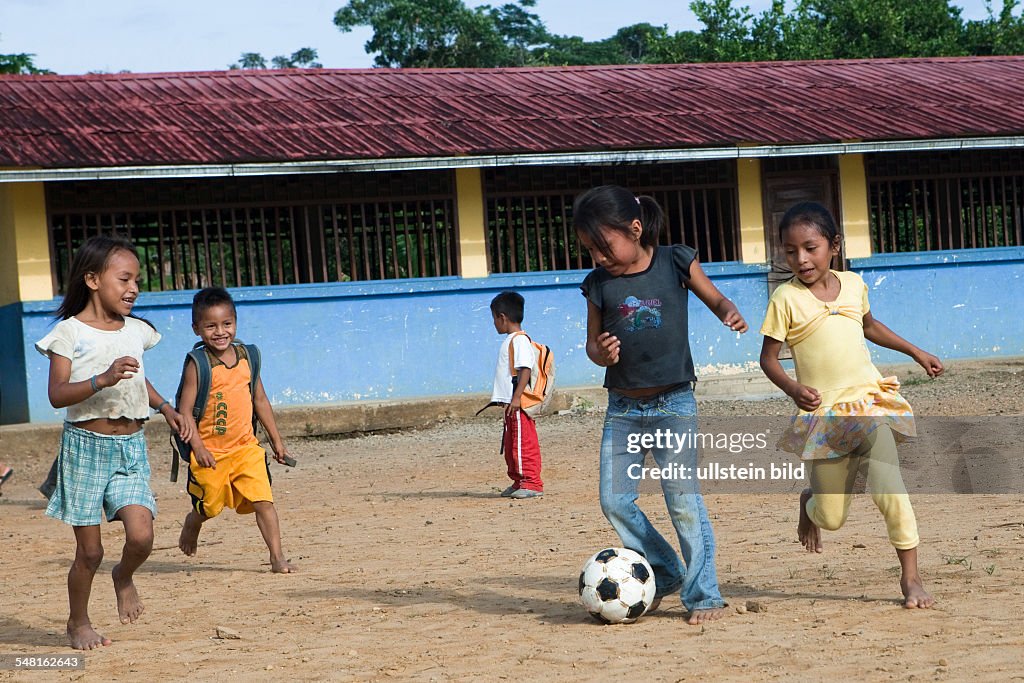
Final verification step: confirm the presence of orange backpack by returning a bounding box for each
[509,331,556,418]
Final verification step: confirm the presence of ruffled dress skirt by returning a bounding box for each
[778,377,916,460]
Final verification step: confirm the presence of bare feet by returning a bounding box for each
[178,511,203,556]
[67,621,111,650]
[271,556,297,573]
[798,488,823,553]
[686,607,727,625]
[111,564,144,624]
[647,596,662,613]
[901,574,935,609]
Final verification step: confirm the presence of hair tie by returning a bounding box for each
[635,196,641,205]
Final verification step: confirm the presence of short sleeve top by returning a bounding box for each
[580,245,697,390]
[760,270,882,409]
[491,332,538,403]
[35,316,161,421]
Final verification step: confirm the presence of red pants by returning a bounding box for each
[503,409,543,492]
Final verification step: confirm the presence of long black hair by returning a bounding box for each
[55,235,150,326]
[572,185,663,259]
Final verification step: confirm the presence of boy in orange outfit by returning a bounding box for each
[176,287,296,572]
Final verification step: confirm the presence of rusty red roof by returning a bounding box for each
[1,57,1023,169]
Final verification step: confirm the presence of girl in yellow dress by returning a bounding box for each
[759,202,943,609]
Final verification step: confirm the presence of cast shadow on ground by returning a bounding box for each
[140,558,265,574]
[283,572,902,626]
[721,580,914,607]
[287,573,586,626]
[0,497,47,509]
[364,490,521,499]
[0,616,67,648]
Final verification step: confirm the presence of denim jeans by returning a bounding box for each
[599,383,725,611]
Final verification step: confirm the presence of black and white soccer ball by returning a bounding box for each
[578,547,656,624]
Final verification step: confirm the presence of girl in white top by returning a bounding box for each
[35,235,192,650]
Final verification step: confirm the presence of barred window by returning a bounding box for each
[484,162,739,274]
[867,151,1024,253]
[47,172,458,293]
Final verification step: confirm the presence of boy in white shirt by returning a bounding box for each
[490,291,544,499]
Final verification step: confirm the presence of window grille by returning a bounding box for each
[46,172,458,293]
[483,162,739,273]
[867,151,1024,253]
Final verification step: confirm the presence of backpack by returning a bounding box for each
[508,331,556,418]
[169,340,261,482]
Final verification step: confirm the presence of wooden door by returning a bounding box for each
[762,173,841,358]
[763,174,843,287]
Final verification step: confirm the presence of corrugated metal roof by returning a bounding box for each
[1,57,1023,169]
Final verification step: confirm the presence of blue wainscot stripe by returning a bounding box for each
[851,246,1024,364]
[17,262,771,423]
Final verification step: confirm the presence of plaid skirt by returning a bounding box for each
[46,423,157,526]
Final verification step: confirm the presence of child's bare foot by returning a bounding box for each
[271,556,297,573]
[67,621,111,650]
[798,488,823,553]
[112,564,144,624]
[686,607,727,625]
[647,596,662,613]
[178,511,202,556]
[901,574,935,609]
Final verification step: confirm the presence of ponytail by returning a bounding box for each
[636,195,662,249]
[573,185,664,258]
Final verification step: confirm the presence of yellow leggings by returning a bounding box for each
[805,425,919,550]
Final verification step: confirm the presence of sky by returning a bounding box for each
[0,0,1008,75]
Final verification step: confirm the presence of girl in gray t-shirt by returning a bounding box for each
[576,184,748,625]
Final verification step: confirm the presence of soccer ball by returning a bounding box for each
[578,547,656,624]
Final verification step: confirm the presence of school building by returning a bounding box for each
[1,56,1022,424]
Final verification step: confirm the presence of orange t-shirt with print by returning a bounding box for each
[198,351,259,453]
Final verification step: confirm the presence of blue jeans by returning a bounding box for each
[599,383,725,611]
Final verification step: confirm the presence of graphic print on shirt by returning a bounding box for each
[213,391,228,435]
[617,295,663,332]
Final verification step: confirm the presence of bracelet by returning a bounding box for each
[89,375,99,393]
[156,400,170,412]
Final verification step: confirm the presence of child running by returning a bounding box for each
[176,287,296,573]
[758,201,942,609]
[575,185,748,624]
[35,235,192,649]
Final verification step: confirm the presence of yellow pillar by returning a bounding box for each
[736,158,766,263]
[454,167,489,278]
[0,181,53,305]
[838,154,872,258]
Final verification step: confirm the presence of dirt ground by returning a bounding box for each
[2,358,1023,682]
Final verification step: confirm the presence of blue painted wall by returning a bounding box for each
[10,245,1024,423]
[851,246,1024,364]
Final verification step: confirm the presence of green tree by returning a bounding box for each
[963,0,1024,55]
[691,0,757,61]
[272,48,324,68]
[0,51,51,74]
[488,1,548,65]
[231,52,268,69]
[332,0,1022,68]
[644,0,788,63]
[531,34,623,65]
[609,23,672,63]
[333,0,546,67]
[230,48,322,70]
[783,0,966,59]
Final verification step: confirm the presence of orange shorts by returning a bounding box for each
[187,443,272,517]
